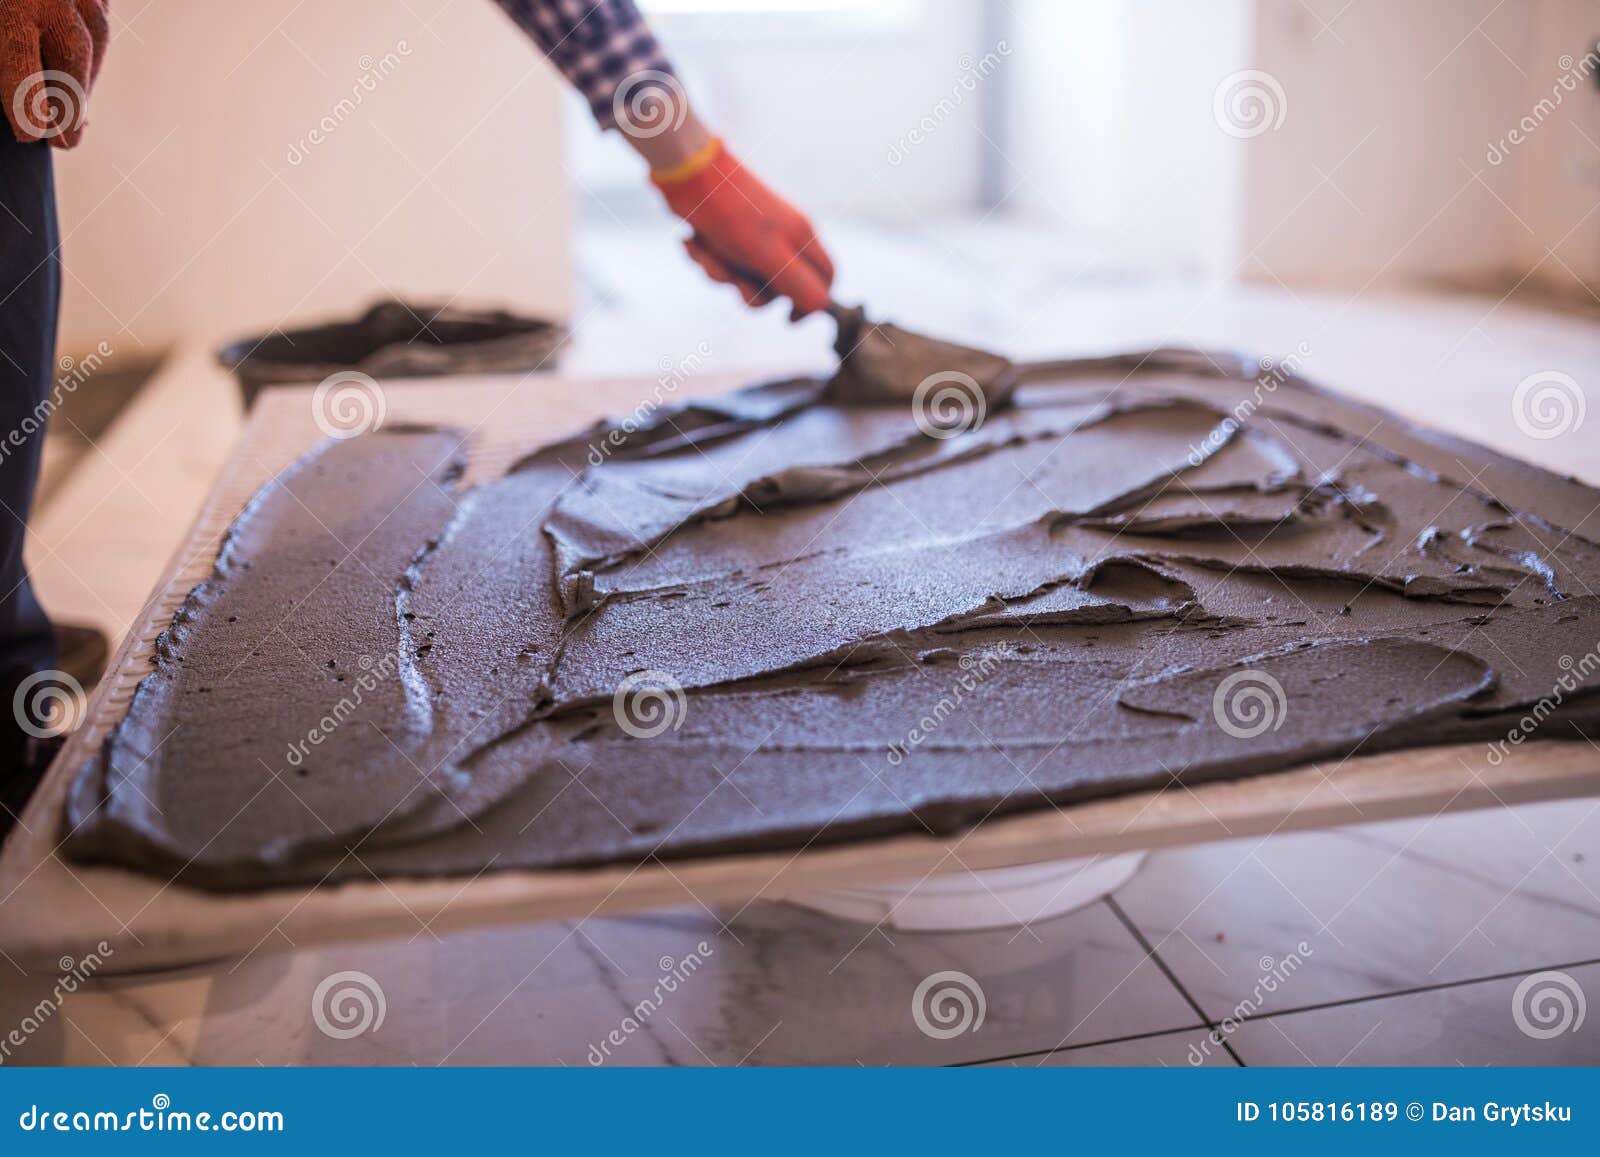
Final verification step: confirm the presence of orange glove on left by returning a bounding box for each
[652,137,834,321]
[1,0,110,148]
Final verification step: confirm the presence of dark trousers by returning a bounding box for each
[0,132,61,780]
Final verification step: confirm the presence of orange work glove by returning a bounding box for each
[1,0,109,148]
[651,137,834,321]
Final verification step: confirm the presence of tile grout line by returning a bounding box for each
[946,938,1600,1068]
[1236,953,1600,1025]
[951,1020,1215,1068]
[1103,895,1247,1066]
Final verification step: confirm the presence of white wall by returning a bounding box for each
[1008,0,1253,277]
[1007,0,1131,239]
[1006,0,1600,293]
[568,1,993,218]
[1507,0,1600,289]
[1118,0,1256,279]
[55,0,572,356]
[1239,0,1533,287]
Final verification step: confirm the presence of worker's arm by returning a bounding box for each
[490,0,834,319]
[0,0,110,148]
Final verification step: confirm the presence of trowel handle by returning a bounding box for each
[826,300,867,350]
[717,248,856,331]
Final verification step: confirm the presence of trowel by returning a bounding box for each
[823,301,1018,410]
[716,255,1019,410]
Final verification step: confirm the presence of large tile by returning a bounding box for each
[156,897,1194,1066]
[1231,963,1600,1066]
[982,1028,1232,1068]
[1113,796,1600,1021]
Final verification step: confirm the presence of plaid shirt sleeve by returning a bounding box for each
[491,0,679,131]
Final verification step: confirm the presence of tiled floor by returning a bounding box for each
[1229,962,1600,1066]
[4,217,1598,1067]
[1113,798,1600,1024]
[2,797,1597,1066]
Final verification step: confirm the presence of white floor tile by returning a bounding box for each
[1230,963,1600,1066]
[151,898,1196,1066]
[1114,796,1600,1021]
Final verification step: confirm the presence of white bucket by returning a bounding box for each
[785,851,1148,931]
